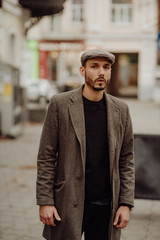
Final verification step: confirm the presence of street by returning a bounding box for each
[0,0,160,239]
[0,98,160,240]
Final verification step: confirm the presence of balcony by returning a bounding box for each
[19,0,65,17]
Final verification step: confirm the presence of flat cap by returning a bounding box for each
[81,49,115,66]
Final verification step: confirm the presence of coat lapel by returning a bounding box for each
[69,88,120,176]
[104,93,120,180]
[69,87,86,173]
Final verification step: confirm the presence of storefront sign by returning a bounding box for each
[39,42,83,51]
[3,83,12,96]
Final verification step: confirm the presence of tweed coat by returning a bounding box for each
[36,85,135,240]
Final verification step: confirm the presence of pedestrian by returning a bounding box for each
[36,48,135,240]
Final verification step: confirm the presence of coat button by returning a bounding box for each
[76,176,81,181]
[73,203,78,208]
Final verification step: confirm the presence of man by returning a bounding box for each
[36,49,135,240]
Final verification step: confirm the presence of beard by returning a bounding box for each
[85,73,109,91]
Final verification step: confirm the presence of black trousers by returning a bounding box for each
[82,202,111,240]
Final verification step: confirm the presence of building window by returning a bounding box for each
[111,0,134,25]
[9,33,16,64]
[50,14,61,32]
[72,0,84,23]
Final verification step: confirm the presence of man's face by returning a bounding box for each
[80,57,112,91]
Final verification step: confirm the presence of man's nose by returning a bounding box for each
[98,67,105,76]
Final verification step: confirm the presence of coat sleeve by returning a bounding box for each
[119,106,135,207]
[36,97,58,205]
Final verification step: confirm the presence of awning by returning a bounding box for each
[19,0,65,17]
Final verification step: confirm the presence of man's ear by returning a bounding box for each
[79,66,85,77]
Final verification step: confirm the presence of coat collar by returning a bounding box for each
[69,86,120,175]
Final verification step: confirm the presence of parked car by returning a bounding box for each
[25,79,58,104]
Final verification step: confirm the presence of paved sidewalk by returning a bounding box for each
[0,99,160,240]
[124,98,160,135]
[0,124,42,240]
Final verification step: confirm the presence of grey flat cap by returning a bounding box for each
[81,49,115,66]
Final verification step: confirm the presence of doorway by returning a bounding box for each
[108,53,138,98]
[48,52,58,82]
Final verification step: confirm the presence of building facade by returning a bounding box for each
[27,0,158,100]
[0,0,66,136]
[0,0,30,136]
[0,0,29,68]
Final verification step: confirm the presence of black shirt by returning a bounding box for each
[83,96,111,204]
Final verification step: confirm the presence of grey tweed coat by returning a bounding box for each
[36,86,135,240]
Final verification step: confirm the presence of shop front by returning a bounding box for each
[108,52,138,98]
[39,40,85,91]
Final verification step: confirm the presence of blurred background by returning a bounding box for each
[0,0,160,240]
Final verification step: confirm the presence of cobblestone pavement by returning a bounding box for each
[0,98,160,240]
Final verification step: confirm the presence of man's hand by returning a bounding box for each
[39,205,61,227]
[113,206,130,229]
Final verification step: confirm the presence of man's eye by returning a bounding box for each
[91,65,96,68]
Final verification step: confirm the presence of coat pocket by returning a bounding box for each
[54,178,65,191]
